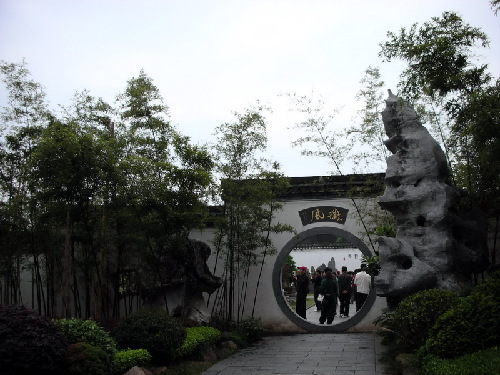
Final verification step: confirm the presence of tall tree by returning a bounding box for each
[0,60,50,310]
[59,91,120,318]
[212,105,292,321]
[31,118,104,317]
[116,70,214,314]
[349,66,388,172]
[380,11,491,102]
[286,92,380,253]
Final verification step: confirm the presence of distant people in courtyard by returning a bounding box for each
[318,270,338,324]
[312,270,323,312]
[338,266,352,318]
[295,266,310,319]
[354,264,371,311]
[348,271,355,304]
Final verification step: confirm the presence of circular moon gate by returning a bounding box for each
[272,226,377,332]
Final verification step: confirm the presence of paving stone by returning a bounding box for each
[200,333,386,375]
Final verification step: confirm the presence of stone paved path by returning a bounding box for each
[201,332,387,375]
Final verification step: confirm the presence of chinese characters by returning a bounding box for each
[299,206,349,226]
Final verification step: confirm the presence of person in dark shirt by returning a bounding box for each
[318,270,339,324]
[338,266,353,318]
[295,267,310,319]
[312,270,323,312]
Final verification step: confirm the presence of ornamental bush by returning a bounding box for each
[420,347,500,375]
[176,326,222,358]
[0,305,67,375]
[234,316,264,343]
[376,289,458,353]
[64,343,108,375]
[113,348,152,375]
[421,271,500,359]
[54,318,118,365]
[111,308,186,363]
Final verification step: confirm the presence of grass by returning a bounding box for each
[287,293,316,310]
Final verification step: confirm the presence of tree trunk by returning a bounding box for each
[61,210,73,318]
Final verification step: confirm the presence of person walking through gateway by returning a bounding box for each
[318,270,338,324]
[295,267,310,319]
[312,270,323,312]
[354,264,371,311]
[338,266,352,318]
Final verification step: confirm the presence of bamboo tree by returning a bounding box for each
[116,70,214,316]
[0,60,50,311]
[60,91,120,318]
[212,105,292,321]
[286,92,379,253]
[31,118,104,317]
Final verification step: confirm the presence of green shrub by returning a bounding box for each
[0,305,67,375]
[421,271,500,359]
[420,346,500,375]
[234,316,264,343]
[64,343,108,375]
[54,318,118,364]
[113,348,152,375]
[376,289,458,353]
[112,308,186,363]
[176,326,222,358]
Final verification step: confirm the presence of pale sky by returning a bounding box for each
[1,0,499,177]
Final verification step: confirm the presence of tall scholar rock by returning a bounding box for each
[375,91,489,305]
[140,238,222,323]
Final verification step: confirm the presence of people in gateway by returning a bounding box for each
[294,266,310,319]
[338,266,353,318]
[354,264,371,312]
[312,270,323,312]
[318,269,339,324]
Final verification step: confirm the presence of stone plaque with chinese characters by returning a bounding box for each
[298,206,348,226]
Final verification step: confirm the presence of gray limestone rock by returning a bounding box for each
[375,91,489,303]
[139,238,223,323]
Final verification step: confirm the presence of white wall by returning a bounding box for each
[190,196,387,333]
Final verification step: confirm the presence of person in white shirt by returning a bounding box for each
[354,264,371,312]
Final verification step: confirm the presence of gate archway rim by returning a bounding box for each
[272,226,377,332]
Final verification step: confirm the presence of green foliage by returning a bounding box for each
[212,105,292,321]
[378,12,499,225]
[234,317,264,343]
[64,343,108,375]
[112,348,152,375]
[54,318,118,363]
[0,62,216,319]
[368,225,396,238]
[349,66,388,172]
[176,326,222,358]
[421,271,500,359]
[0,59,50,127]
[0,305,67,375]
[453,83,500,214]
[420,347,500,375]
[379,11,490,101]
[112,308,186,362]
[361,255,381,276]
[376,289,458,354]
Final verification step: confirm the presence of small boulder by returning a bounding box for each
[124,366,149,375]
[395,353,419,375]
[200,347,218,362]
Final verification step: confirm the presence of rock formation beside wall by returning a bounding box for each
[375,91,489,305]
[142,239,223,323]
